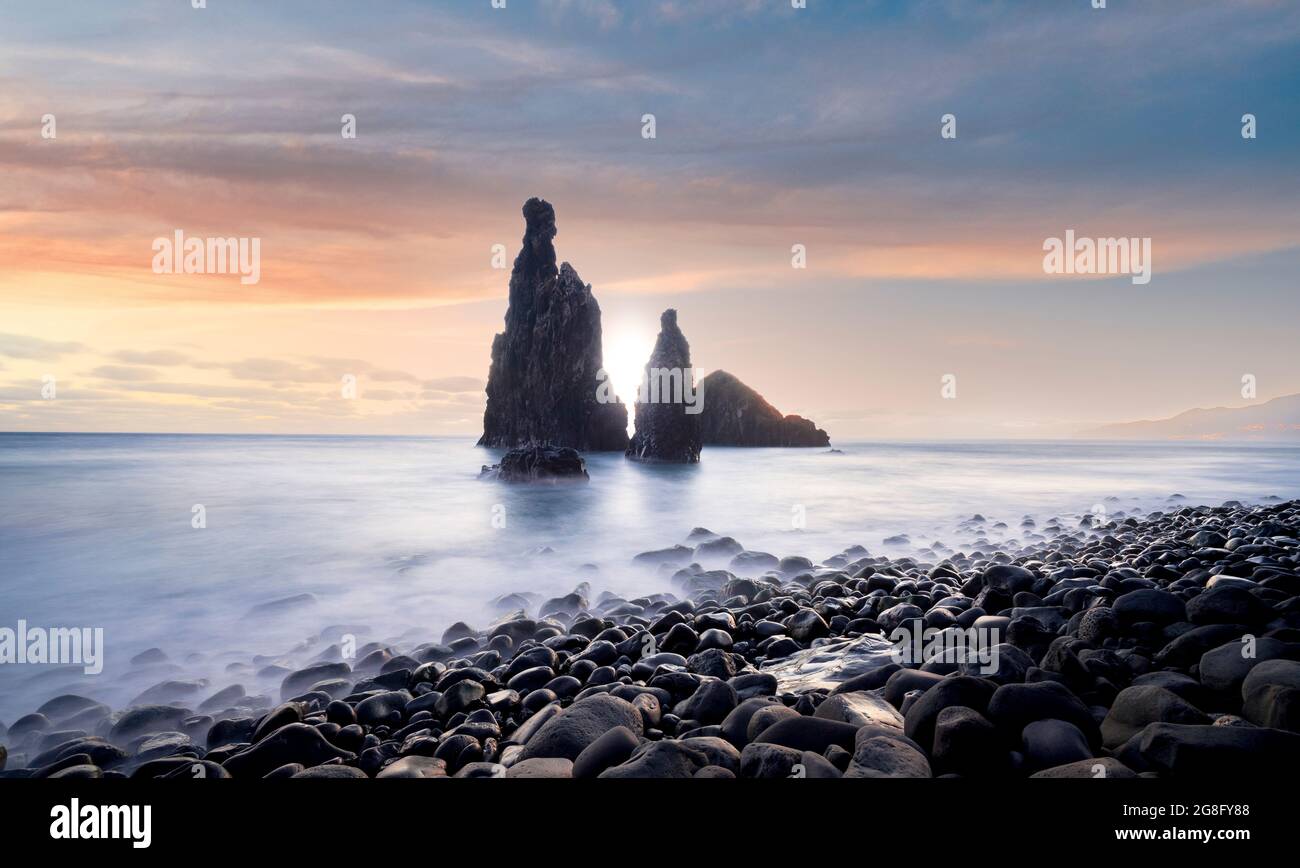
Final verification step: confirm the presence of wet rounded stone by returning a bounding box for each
[673,678,737,725]
[507,757,574,778]
[1101,686,1211,749]
[519,694,643,761]
[1029,757,1137,779]
[5,496,1295,784]
[738,743,803,778]
[1241,660,1300,732]
[1021,719,1092,772]
[599,741,706,778]
[376,756,449,778]
[109,706,192,743]
[275,764,361,779]
[281,662,351,700]
[1113,589,1186,627]
[572,726,640,779]
[751,716,859,754]
[931,706,1004,776]
[845,734,933,778]
[694,764,737,779]
[221,723,356,779]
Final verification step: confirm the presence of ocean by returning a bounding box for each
[1,433,1297,721]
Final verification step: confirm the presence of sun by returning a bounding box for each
[602,324,655,422]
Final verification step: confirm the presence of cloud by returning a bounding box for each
[308,358,421,383]
[88,365,160,382]
[215,356,429,387]
[3,1,1299,437]
[110,349,191,366]
[360,389,415,402]
[2,0,1297,310]
[224,358,335,383]
[0,343,484,430]
[0,379,117,402]
[542,0,622,28]
[0,333,84,360]
[651,0,770,24]
[108,381,321,402]
[423,376,485,393]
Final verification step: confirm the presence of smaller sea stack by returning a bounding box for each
[626,309,703,463]
[698,370,830,447]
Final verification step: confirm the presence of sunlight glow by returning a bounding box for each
[602,325,656,433]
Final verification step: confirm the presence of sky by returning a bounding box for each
[1,0,1298,439]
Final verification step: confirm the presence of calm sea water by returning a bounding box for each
[1,433,1297,721]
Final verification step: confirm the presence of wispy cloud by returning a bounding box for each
[88,365,161,382]
[2,1,1297,436]
[0,333,83,360]
[110,349,192,366]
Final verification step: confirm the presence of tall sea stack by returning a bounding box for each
[478,199,629,452]
[626,309,702,463]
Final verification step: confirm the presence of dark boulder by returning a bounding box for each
[1021,719,1092,772]
[505,758,574,778]
[1029,757,1137,778]
[673,678,737,725]
[1113,589,1186,627]
[1131,672,1212,709]
[750,716,859,754]
[813,691,905,732]
[680,736,740,773]
[1125,723,1300,777]
[931,706,1005,776]
[1241,659,1300,732]
[1101,686,1211,749]
[1198,637,1288,695]
[738,742,803,778]
[108,706,191,743]
[221,723,355,779]
[903,675,997,751]
[720,696,784,748]
[983,564,1037,595]
[986,680,1099,747]
[845,733,933,778]
[479,443,589,483]
[572,726,640,779]
[280,662,351,700]
[375,755,449,779]
[295,764,369,779]
[519,694,643,761]
[797,750,843,778]
[1154,623,1248,668]
[599,741,706,779]
[1185,586,1274,627]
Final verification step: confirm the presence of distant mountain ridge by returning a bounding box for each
[1084,393,1300,441]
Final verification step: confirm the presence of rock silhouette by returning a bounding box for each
[479,443,590,483]
[626,309,702,463]
[478,198,629,452]
[699,370,830,447]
